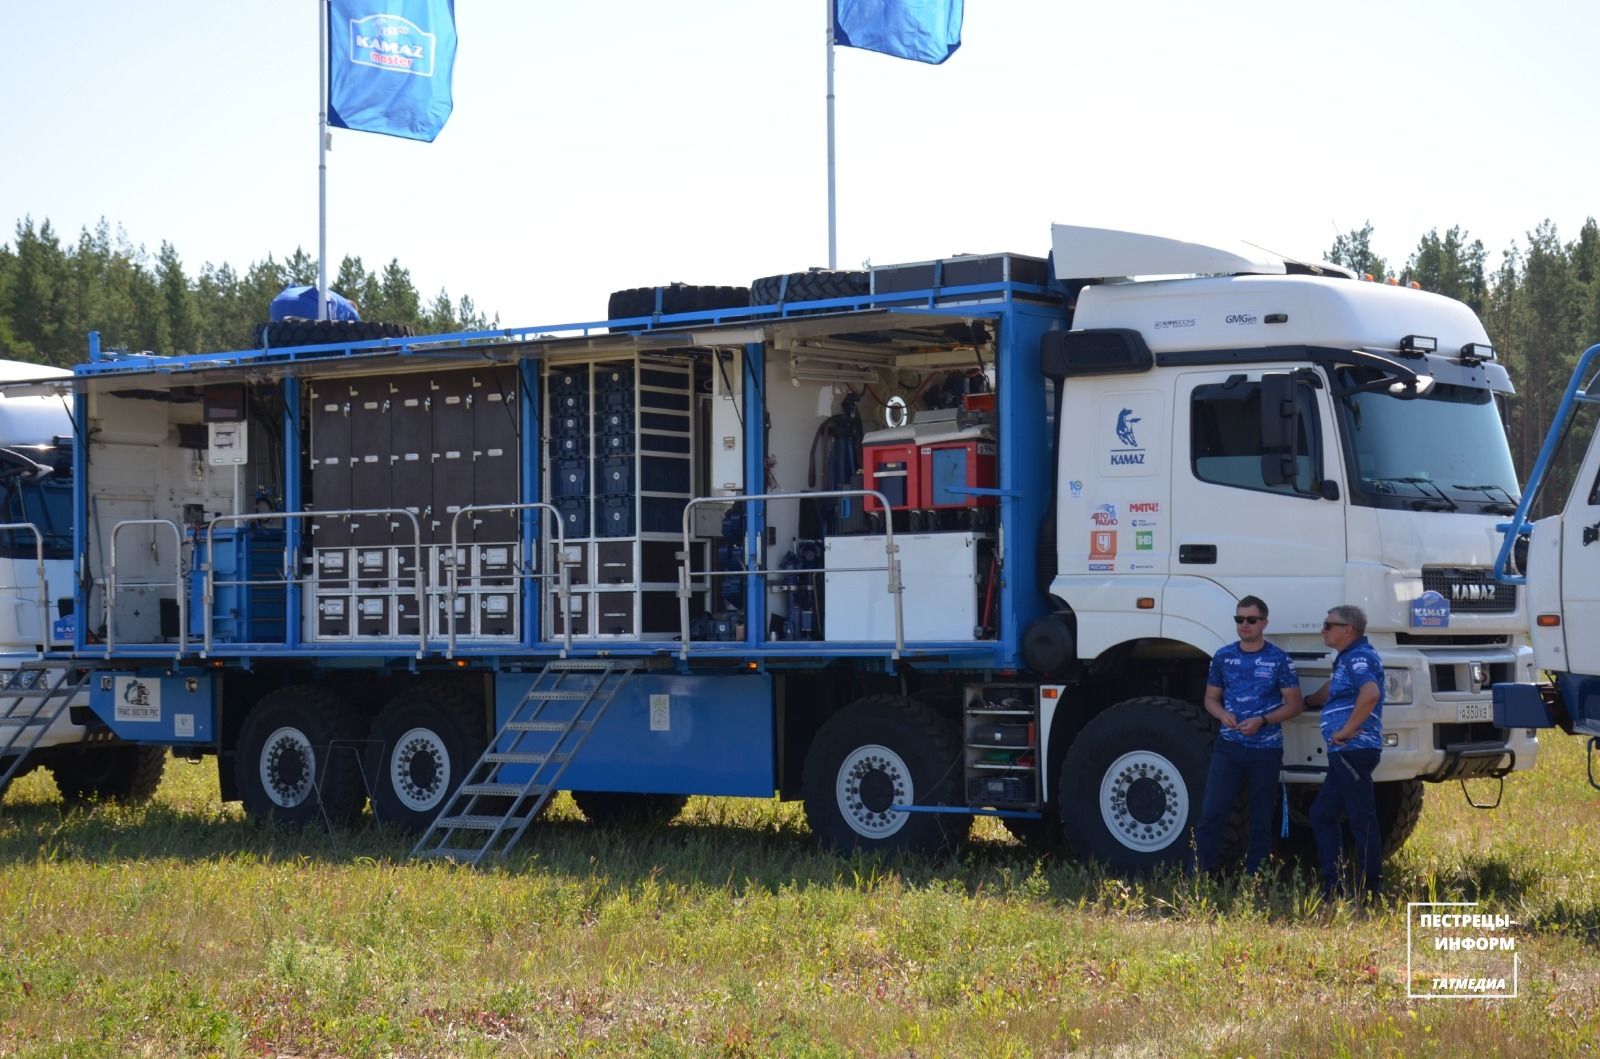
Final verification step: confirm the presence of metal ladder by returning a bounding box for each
[0,664,93,792]
[411,659,637,865]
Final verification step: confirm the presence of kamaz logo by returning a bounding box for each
[1451,584,1496,602]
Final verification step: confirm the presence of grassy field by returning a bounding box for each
[1,736,1598,1058]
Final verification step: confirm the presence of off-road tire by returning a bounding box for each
[571,791,690,829]
[1059,696,1216,871]
[1375,778,1425,859]
[749,269,869,311]
[256,319,416,348]
[235,685,367,826]
[49,745,166,805]
[606,284,750,327]
[368,684,486,833]
[801,694,963,855]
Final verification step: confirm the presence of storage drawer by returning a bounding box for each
[595,591,637,636]
[596,540,635,584]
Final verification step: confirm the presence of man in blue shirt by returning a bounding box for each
[1194,595,1304,874]
[1305,604,1385,901]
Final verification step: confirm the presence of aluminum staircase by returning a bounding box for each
[0,664,93,793]
[411,659,637,865]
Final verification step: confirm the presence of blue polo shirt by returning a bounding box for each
[1207,641,1300,749]
[1320,635,1385,752]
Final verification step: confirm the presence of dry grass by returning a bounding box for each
[0,735,1598,1057]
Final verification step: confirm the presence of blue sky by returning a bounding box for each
[5,1,1597,331]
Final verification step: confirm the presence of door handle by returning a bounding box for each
[1179,544,1217,564]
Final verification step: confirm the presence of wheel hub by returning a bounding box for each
[1099,750,1188,852]
[260,726,317,809]
[836,744,912,839]
[391,727,450,811]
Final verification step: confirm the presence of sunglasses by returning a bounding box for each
[1233,615,1264,625]
[1322,621,1351,631]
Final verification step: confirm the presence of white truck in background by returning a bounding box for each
[0,360,165,804]
[1492,345,1600,782]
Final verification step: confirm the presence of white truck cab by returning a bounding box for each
[1043,227,1534,853]
[0,360,165,802]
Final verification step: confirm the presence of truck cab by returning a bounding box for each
[1040,227,1535,861]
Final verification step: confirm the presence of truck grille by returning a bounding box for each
[1421,566,1515,614]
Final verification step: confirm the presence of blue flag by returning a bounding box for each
[834,0,963,65]
[328,0,458,142]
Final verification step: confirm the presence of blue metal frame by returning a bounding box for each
[67,277,1064,674]
[519,359,540,648]
[282,378,303,651]
[1495,343,1600,584]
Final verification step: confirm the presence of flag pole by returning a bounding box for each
[825,0,837,269]
[317,0,330,320]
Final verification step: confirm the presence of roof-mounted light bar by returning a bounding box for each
[1459,342,1496,365]
[1399,334,1437,356]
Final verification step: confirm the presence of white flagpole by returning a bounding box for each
[317,0,330,320]
[825,0,837,269]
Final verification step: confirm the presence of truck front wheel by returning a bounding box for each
[235,686,366,826]
[1059,696,1213,871]
[801,695,963,854]
[368,685,485,833]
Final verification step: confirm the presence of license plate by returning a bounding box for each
[1457,701,1493,723]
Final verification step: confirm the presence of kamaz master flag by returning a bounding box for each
[328,0,457,142]
[834,0,963,64]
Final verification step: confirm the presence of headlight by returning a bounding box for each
[1384,668,1414,705]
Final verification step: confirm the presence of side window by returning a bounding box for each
[1191,381,1320,495]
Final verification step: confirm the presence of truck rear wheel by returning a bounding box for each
[801,695,963,854]
[1059,696,1213,871]
[235,685,366,826]
[368,685,486,832]
[571,791,689,829]
[49,745,167,805]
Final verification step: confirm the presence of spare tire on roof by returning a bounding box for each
[606,283,750,326]
[255,319,416,348]
[749,269,869,315]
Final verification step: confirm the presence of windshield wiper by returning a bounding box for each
[1452,483,1519,514]
[1368,476,1458,511]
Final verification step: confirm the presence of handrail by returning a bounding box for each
[205,508,426,658]
[0,522,49,658]
[677,490,903,660]
[107,518,186,659]
[446,502,571,658]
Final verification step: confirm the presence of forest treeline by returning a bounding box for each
[0,216,492,370]
[0,214,1597,509]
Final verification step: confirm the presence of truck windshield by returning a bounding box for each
[1337,378,1520,514]
[0,478,72,560]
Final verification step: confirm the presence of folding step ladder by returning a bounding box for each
[0,664,94,793]
[411,659,637,865]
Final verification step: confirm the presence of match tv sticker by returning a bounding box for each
[1407,902,1518,998]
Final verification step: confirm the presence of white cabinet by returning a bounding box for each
[824,532,981,642]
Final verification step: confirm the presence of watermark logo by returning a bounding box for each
[1406,902,1519,998]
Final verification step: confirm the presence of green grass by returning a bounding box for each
[2,737,1599,1058]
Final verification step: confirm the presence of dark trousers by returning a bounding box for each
[1311,748,1383,899]
[1195,738,1283,873]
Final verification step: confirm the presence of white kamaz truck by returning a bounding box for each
[33,226,1537,870]
[0,360,164,804]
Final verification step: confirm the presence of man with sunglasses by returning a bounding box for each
[1194,595,1304,875]
[1304,604,1385,902]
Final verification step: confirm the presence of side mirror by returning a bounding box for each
[1259,373,1298,450]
